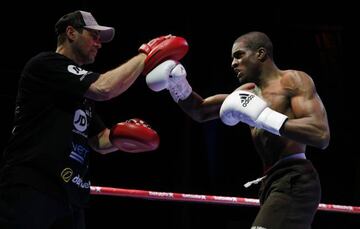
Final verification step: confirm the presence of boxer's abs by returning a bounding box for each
[252,128,306,167]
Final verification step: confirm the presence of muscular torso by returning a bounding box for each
[180,69,328,169]
[248,71,306,168]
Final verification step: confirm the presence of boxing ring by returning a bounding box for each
[90,185,360,214]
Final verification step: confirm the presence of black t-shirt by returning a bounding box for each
[0,52,105,207]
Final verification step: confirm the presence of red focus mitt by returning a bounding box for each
[139,35,189,75]
[109,118,160,153]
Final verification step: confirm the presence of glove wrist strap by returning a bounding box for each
[169,79,192,103]
[256,107,288,136]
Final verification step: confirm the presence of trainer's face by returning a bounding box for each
[231,41,261,85]
[73,28,102,65]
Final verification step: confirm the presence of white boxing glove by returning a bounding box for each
[219,90,288,135]
[146,60,192,102]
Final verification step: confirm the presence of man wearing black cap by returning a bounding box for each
[0,10,187,228]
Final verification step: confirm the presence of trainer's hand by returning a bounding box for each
[219,90,288,135]
[146,60,192,102]
[109,118,160,153]
[139,35,189,75]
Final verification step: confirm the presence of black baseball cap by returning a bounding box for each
[55,10,115,43]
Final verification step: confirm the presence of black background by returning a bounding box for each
[1,2,358,228]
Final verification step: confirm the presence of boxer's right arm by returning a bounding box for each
[146,60,227,122]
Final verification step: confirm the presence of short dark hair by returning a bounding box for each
[236,31,274,59]
[55,10,86,35]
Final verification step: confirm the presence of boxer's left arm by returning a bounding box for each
[280,71,330,149]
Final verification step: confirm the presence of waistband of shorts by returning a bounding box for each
[263,153,307,175]
[244,153,307,188]
[281,152,306,161]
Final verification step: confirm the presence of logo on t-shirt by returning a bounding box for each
[74,109,88,132]
[67,65,89,80]
[61,167,73,183]
[70,142,89,164]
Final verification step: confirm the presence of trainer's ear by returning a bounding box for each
[257,47,267,62]
[66,26,78,41]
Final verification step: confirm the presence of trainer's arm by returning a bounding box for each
[85,53,146,101]
[281,71,330,149]
[88,128,118,155]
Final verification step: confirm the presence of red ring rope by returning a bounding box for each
[90,186,360,214]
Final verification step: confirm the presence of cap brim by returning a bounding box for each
[84,25,115,43]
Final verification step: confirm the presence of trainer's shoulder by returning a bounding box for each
[25,52,59,67]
